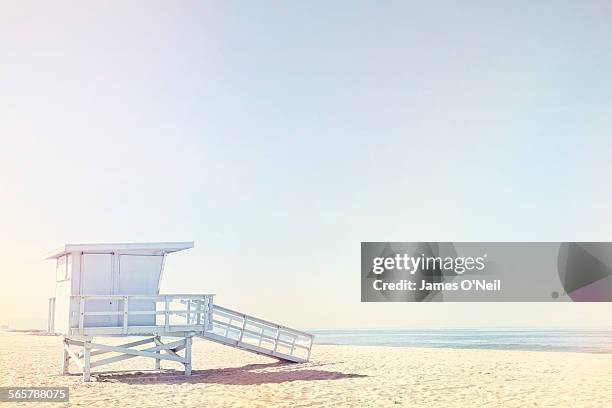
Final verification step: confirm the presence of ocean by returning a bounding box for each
[309,328,612,353]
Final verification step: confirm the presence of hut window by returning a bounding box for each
[66,254,72,279]
[56,255,68,281]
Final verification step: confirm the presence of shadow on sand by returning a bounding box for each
[92,361,367,385]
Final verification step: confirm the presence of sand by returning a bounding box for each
[0,333,610,407]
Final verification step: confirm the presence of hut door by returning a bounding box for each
[118,255,164,326]
[81,253,118,327]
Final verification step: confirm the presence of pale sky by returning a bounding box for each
[1,1,611,329]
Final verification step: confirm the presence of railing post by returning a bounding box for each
[164,297,170,332]
[306,336,313,361]
[238,317,247,343]
[224,318,232,337]
[79,297,85,334]
[206,296,213,331]
[196,300,202,325]
[290,335,296,355]
[123,296,129,334]
[273,326,281,353]
[186,300,191,325]
[258,326,264,347]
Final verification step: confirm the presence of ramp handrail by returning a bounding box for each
[206,304,314,362]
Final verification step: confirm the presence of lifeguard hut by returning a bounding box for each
[47,242,313,382]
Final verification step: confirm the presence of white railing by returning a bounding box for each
[54,294,313,363]
[205,305,314,362]
[70,294,214,336]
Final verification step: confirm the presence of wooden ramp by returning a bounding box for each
[198,304,314,363]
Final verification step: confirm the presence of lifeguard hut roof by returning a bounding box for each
[45,242,194,259]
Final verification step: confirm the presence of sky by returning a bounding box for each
[0,1,611,329]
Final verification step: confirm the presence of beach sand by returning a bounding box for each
[0,333,610,407]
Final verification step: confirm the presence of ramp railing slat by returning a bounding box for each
[199,304,314,363]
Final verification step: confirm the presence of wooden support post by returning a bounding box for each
[64,339,84,370]
[154,336,161,370]
[61,336,69,375]
[83,338,92,382]
[184,335,192,376]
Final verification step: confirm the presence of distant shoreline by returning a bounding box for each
[309,328,612,354]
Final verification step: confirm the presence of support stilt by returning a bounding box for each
[154,336,161,370]
[61,335,193,382]
[61,336,69,375]
[83,338,91,382]
[184,335,192,376]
